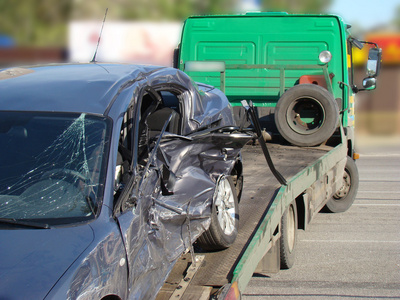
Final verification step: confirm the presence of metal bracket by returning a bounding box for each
[169,255,206,300]
[241,100,287,186]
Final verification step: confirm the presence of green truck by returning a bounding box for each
[175,12,381,149]
[156,13,381,299]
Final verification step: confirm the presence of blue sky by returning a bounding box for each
[328,0,400,30]
[240,0,400,30]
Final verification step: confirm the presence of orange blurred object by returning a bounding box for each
[367,33,400,64]
[299,75,328,89]
[353,33,400,65]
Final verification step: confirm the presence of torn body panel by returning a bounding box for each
[113,126,251,299]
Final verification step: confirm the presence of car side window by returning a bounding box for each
[147,91,181,136]
[137,88,184,164]
[114,89,162,213]
[114,87,185,213]
[160,91,180,112]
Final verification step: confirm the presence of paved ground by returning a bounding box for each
[243,136,400,299]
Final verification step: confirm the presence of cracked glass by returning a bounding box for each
[0,112,110,224]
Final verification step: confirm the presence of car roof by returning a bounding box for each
[0,63,165,115]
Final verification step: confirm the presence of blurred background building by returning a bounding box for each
[1,0,399,135]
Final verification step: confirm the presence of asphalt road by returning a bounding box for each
[243,139,400,299]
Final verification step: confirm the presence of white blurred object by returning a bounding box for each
[238,0,261,12]
[69,21,181,66]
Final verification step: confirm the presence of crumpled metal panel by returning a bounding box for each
[114,134,251,299]
[138,68,235,135]
[66,226,128,300]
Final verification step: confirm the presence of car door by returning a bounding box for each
[113,86,187,299]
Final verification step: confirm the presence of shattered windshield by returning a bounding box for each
[0,112,110,224]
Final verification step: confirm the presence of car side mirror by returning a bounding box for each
[366,47,382,77]
[362,77,376,90]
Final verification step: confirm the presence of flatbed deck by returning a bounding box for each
[157,141,342,299]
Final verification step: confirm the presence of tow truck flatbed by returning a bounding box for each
[157,139,347,299]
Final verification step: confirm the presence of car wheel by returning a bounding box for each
[275,84,339,147]
[323,156,359,213]
[197,176,239,251]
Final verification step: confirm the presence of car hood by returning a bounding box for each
[0,224,94,300]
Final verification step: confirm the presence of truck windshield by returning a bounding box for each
[0,112,110,225]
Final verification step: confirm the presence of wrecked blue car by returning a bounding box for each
[0,64,250,299]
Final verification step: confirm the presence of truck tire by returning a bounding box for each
[275,84,339,147]
[197,176,239,251]
[323,156,359,213]
[280,200,297,269]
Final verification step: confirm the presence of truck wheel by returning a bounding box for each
[280,200,297,269]
[324,156,359,213]
[197,176,239,251]
[275,84,339,147]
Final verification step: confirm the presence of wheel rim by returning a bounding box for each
[287,204,296,252]
[215,177,236,235]
[286,97,326,135]
[333,169,351,199]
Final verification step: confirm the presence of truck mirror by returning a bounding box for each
[366,47,382,77]
[362,77,376,90]
[350,38,364,50]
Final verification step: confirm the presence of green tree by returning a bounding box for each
[71,0,239,21]
[0,0,331,47]
[0,0,72,46]
[1,0,241,46]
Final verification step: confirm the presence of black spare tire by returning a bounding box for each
[275,84,339,147]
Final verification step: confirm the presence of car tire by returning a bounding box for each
[280,200,297,269]
[323,156,359,213]
[275,84,339,147]
[197,176,239,251]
